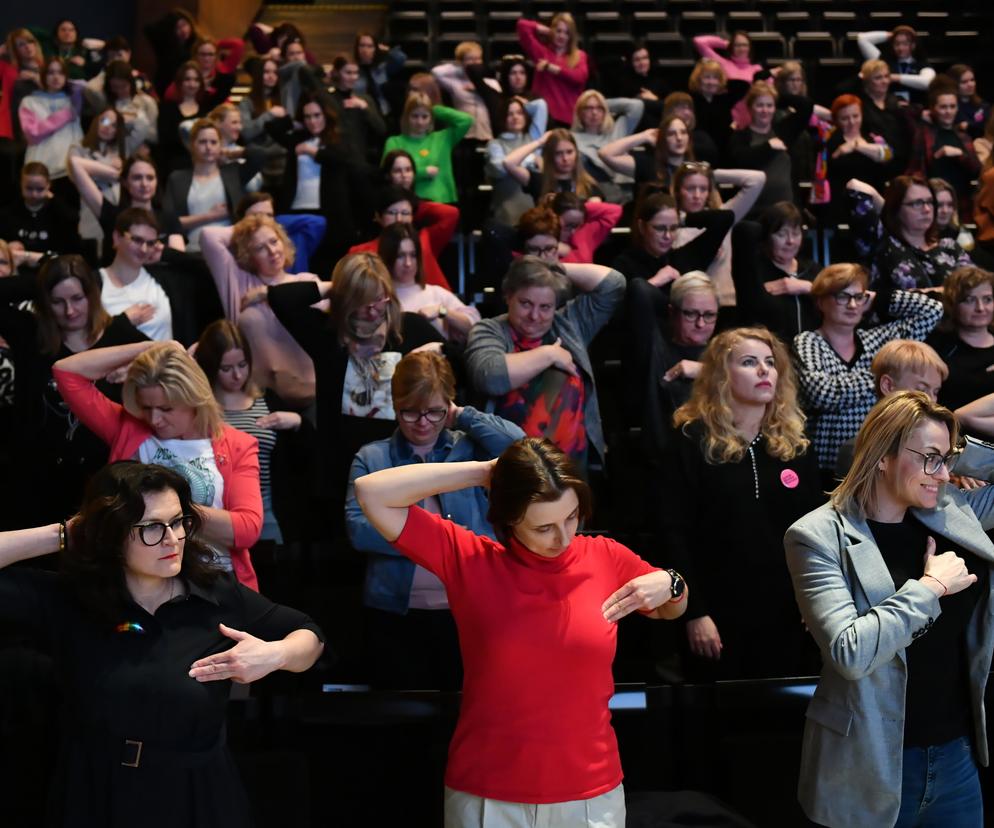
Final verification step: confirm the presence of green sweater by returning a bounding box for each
[383,105,473,204]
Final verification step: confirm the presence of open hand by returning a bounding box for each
[256,411,302,431]
[663,359,702,383]
[189,623,285,684]
[602,570,673,622]
[124,302,155,325]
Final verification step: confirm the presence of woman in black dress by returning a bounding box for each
[0,461,323,826]
[0,255,147,528]
[661,326,824,679]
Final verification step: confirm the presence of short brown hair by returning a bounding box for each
[487,438,592,544]
[810,263,869,299]
[941,266,994,329]
[391,351,455,411]
[501,256,569,303]
[230,214,296,274]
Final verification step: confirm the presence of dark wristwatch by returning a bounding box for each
[665,568,686,602]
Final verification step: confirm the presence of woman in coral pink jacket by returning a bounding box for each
[53,340,263,590]
[516,16,588,126]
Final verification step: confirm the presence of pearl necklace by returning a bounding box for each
[746,433,762,501]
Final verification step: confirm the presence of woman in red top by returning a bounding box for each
[516,15,589,127]
[355,438,688,826]
[52,340,263,589]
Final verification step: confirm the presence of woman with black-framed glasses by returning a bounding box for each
[0,460,323,827]
[848,175,973,295]
[345,351,523,689]
[786,390,994,828]
[793,262,943,486]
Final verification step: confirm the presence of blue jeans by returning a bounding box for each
[894,736,983,828]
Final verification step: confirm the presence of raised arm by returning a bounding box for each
[954,394,994,438]
[856,31,889,61]
[597,128,655,177]
[561,265,626,344]
[200,224,248,320]
[433,104,474,144]
[606,97,645,137]
[354,460,493,542]
[714,168,766,223]
[53,339,158,381]
[693,35,729,61]
[504,132,549,185]
[0,524,63,570]
[67,153,118,216]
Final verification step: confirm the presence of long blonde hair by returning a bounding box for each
[328,253,403,346]
[122,343,225,439]
[549,12,581,68]
[674,327,809,464]
[540,128,597,198]
[832,391,958,518]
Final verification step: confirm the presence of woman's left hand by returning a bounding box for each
[764,276,812,296]
[189,623,285,684]
[418,304,442,321]
[601,571,672,623]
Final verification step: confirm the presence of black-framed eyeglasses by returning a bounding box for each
[905,447,960,476]
[679,309,718,323]
[124,231,159,250]
[833,290,870,306]
[398,408,447,424]
[525,243,559,257]
[901,198,935,211]
[132,515,194,546]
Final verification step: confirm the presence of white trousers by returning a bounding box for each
[444,783,625,828]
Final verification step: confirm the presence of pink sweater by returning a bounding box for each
[53,367,263,590]
[200,225,318,405]
[516,19,589,124]
[693,36,762,84]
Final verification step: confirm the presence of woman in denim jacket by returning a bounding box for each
[345,351,524,689]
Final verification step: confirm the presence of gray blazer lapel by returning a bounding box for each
[914,502,994,563]
[839,511,898,607]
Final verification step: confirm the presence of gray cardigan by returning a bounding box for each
[784,480,994,827]
[464,269,625,463]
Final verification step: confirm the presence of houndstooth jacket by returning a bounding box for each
[793,289,943,471]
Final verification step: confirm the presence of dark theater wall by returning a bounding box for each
[0,4,134,50]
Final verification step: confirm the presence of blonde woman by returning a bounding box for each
[52,340,264,589]
[660,326,823,679]
[785,390,994,827]
[570,89,643,203]
[503,127,602,203]
[200,215,319,405]
[515,13,589,125]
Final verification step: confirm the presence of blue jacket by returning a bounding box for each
[345,406,525,614]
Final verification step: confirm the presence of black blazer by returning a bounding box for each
[161,164,257,223]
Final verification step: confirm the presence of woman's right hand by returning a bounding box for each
[687,615,722,659]
[642,128,659,145]
[545,338,578,376]
[124,302,155,325]
[922,536,977,597]
[648,264,680,288]
[768,137,787,151]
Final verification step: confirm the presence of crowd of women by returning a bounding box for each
[3,9,994,827]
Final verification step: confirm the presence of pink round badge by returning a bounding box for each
[781,469,800,489]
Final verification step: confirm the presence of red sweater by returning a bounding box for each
[516,19,589,125]
[562,201,622,264]
[53,367,263,590]
[393,506,657,803]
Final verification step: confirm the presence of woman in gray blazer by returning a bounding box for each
[785,390,994,828]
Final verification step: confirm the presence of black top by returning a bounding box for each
[0,308,147,527]
[726,93,814,216]
[866,515,984,747]
[825,130,891,223]
[522,169,604,203]
[926,329,994,414]
[659,421,825,677]
[858,91,912,174]
[267,281,444,509]
[730,220,819,341]
[0,566,322,827]
[611,208,735,292]
[691,91,733,156]
[0,199,81,255]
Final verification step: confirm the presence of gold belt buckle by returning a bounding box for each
[121,739,143,768]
